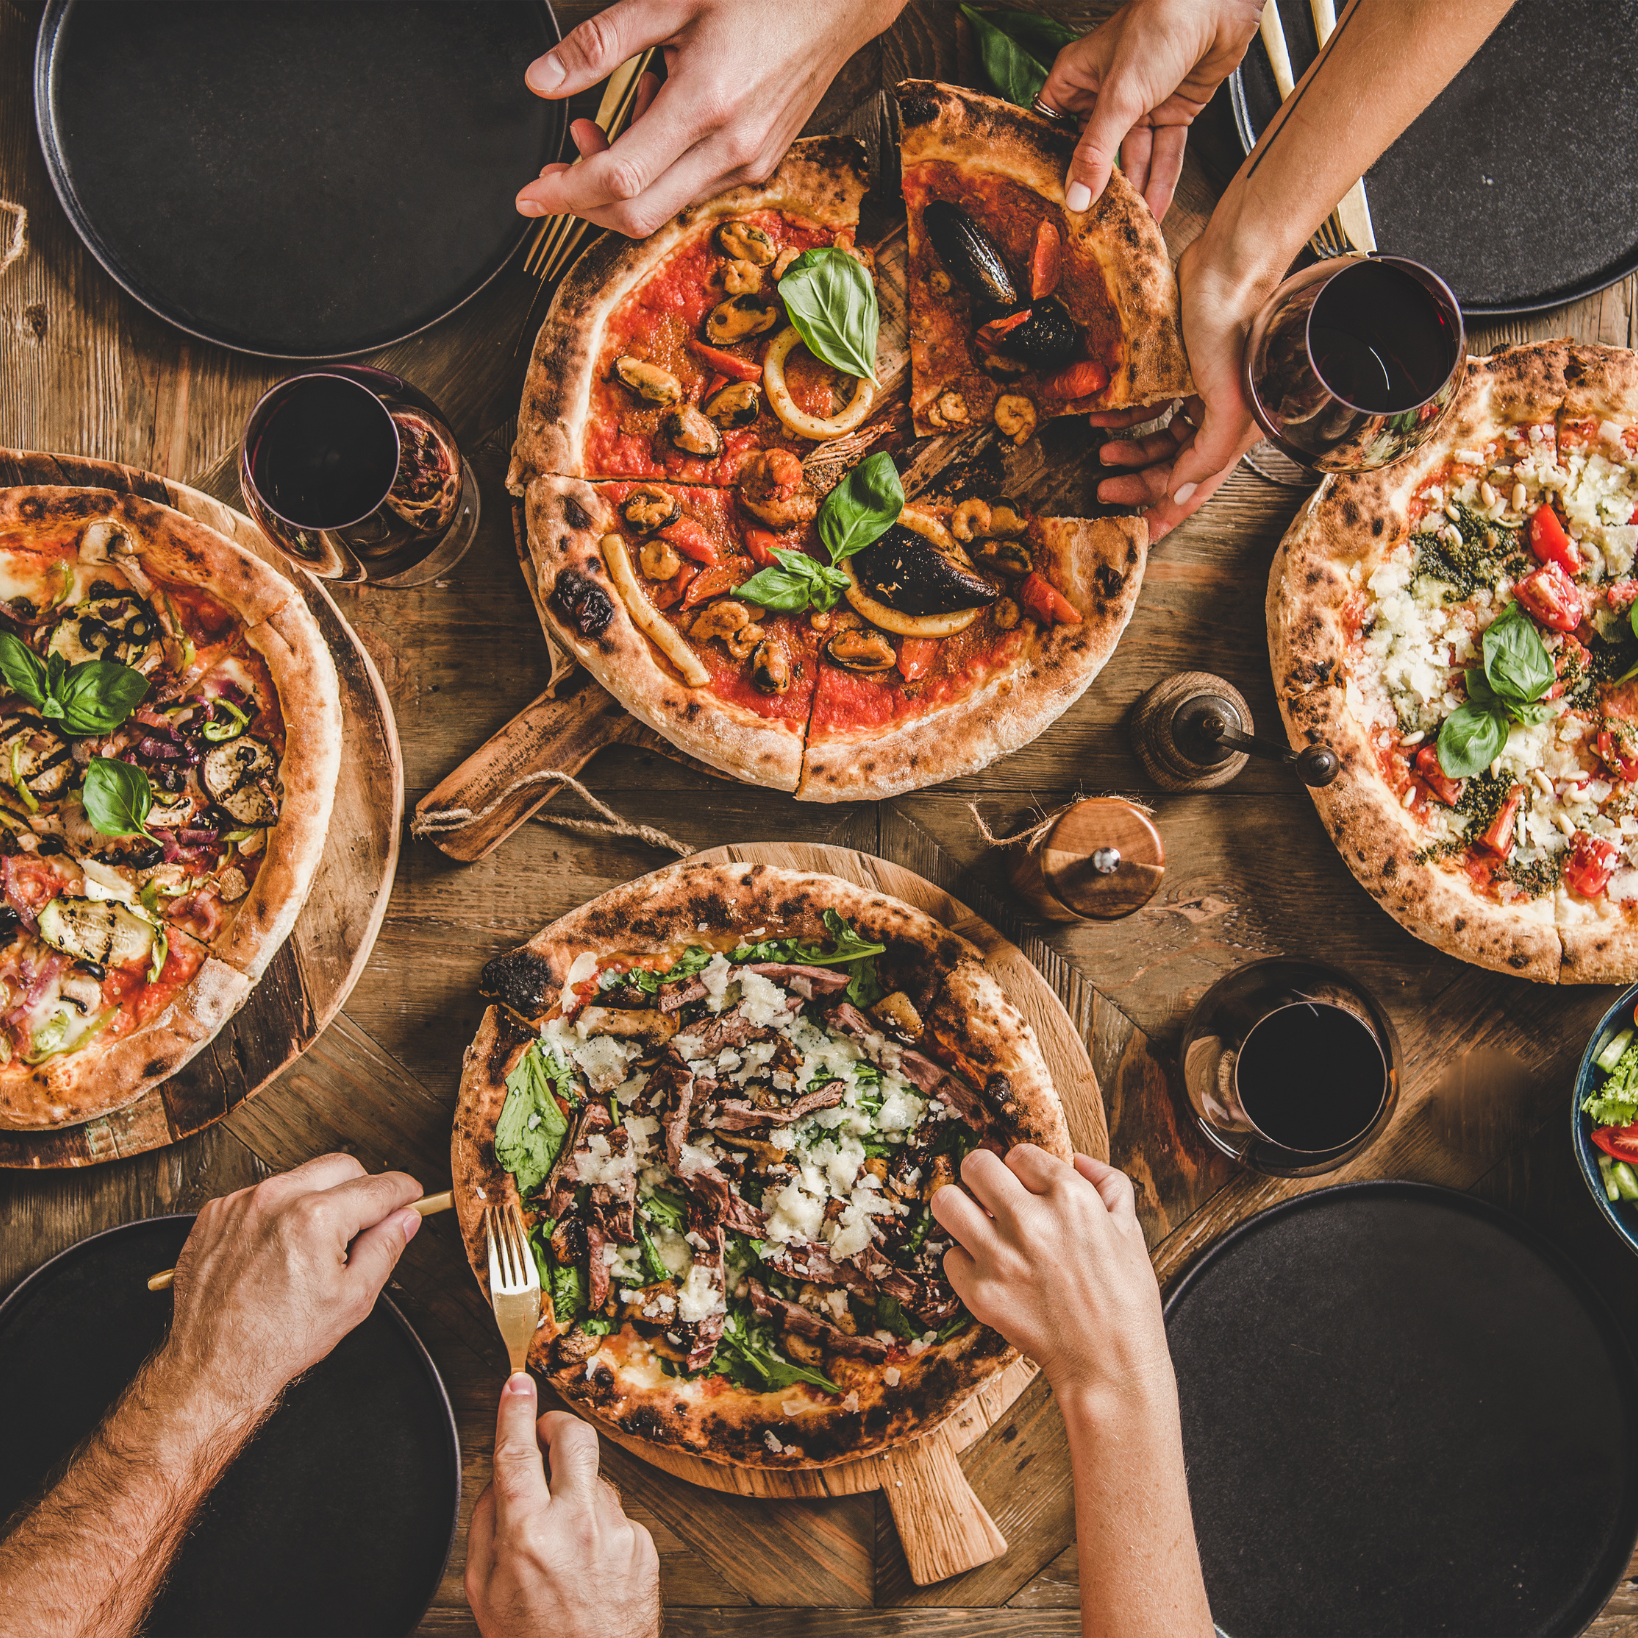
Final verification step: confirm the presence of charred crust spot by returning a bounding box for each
[143,1059,166,1079]
[563,496,593,531]
[1508,953,1530,970]
[553,568,614,637]
[1371,517,1385,537]
[897,93,938,126]
[1453,917,1467,932]
[480,948,557,1015]
[1340,499,1361,529]
[1093,563,1125,599]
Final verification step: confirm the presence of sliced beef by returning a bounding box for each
[657,975,708,1012]
[682,1009,776,1058]
[685,1309,727,1371]
[586,1221,610,1308]
[675,1222,727,1370]
[683,1164,767,1238]
[591,1172,637,1244]
[745,962,852,998]
[761,1238,879,1300]
[748,1278,890,1362]
[644,1054,695,1170]
[899,1048,987,1125]
[708,1078,846,1130]
[827,1001,878,1040]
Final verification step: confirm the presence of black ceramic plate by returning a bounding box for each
[1166,1181,1638,1638]
[0,1216,460,1638]
[1229,0,1638,317]
[34,0,563,359]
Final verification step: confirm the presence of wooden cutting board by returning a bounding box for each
[565,841,1109,1586]
[0,448,402,1169]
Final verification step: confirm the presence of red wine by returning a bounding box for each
[1309,259,1459,413]
[249,374,399,529]
[1235,1001,1387,1153]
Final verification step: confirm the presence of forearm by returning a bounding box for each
[0,1346,269,1638]
[1058,1367,1214,1638]
[1203,0,1516,294]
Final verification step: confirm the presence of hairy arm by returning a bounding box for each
[0,1153,423,1638]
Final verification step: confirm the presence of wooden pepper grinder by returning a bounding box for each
[1130,671,1339,792]
[1008,798,1166,922]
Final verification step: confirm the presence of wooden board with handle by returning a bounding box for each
[555,841,1108,1587]
[0,448,402,1168]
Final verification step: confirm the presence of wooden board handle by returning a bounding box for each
[413,677,641,863]
[877,1426,1007,1585]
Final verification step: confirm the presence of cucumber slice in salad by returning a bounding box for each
[1596,1027,1635,1074]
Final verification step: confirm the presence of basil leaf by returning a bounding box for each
[1482,599,1554,705]
[817,453,903,566]
[1464,667,1497,706]
[54,660,151,736]
[1437,702,1509,778]
[0,634,46,709]
[80,757,157,841]
[735,549,849,614]
[959,4,1052,105]
[978,6,1077,58]
[776,248,880,384]
[494,1043,573,1200]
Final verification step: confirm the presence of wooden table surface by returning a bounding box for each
[5,2,1638,1632]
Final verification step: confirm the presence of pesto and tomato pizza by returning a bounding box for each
[1271,342,1638,982]
[0,487,341,1128]
[896,81,1191,440]
[452,861,1071,1467]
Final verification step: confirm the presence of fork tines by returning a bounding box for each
[484,1201,537,1293]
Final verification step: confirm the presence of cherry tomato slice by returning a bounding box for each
[1565,830,1619,899]
[897,638,939,682]
[1414,743,1463,806]
[1597,728,1638,783]
[662,518,719,565]
[1019,572,1082,626]
[1530,503,1578,575]
[1512,562,1582,632]
[1592,1123,1638,1164]
[688,339,761,382]
[1478,784,1523,856]
[680,565,739,610]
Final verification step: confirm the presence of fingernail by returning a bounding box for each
[516,197,546,217]
[526,53,565,94]
[1065,181,1092,212]
[507,1371,534,1395]
[1172,481,1198,504]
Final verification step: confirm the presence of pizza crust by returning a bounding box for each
[521,474,807,792]
[896,80,1191,430]
[452,861,1071,1468]
[508,137,869,490]
[1267,341,1638,983]
[800,516,1147,800]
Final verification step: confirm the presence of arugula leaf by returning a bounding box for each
[494,1043,572,1200]
[875,1294,920,1342]
[663,946,715,981]
[1483,598,1554,704]
[736,548,851,613]
[729,911,886,970]
[775,248,880,384]
[580,1314,618,1336]
[713,1305,842,1394]
[843,954,885,1009]
[1437,701,1509,779]
[550,1257,588,1325]
[640,1187,689,1233]
[636,1218,670,1285]
[862,1138,897,1158]
[817,453,903,567]
[81,757,158,842]
[906,1207,933,1254]
[936,1311,972,1344]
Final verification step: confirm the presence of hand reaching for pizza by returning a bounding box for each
[931,1146,1174,1402]
[163,1152,425,1415]
[1089,232,1263,542]
[1037,0,1263,220]
[466,1376,660,1638]
[516,0,907,238]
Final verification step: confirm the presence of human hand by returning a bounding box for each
[466,1375,659,1638]
[1038,0,1262,219]
[516,0,906,238]
[1089,231,1266,541]
[931,1146,1172,1404]
[160,1152,423,1415]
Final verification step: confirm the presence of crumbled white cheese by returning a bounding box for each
[678,1140,723,1177]
[572,1032,638,1092]
[766,1177,826,1243]
[676,1261,726,1323]
[699,952,732,1009]
[625,1113,660,1157]
[565,951,599,988]
[877,1085,927,1134]
[736,968,789,1028]
[575,1133,636,1186]
[884,1367,901,1387]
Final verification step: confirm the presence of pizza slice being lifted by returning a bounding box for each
[896,80,1192,439]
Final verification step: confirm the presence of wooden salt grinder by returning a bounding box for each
[1008,798,1166,923]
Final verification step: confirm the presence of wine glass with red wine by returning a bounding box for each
[239,366,479,586]
[1243,255,1466,475]
[1179,958,1400,1177]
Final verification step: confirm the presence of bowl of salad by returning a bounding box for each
[1575,982,1638,1248]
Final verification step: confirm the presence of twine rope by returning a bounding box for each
[969,793,1156,853]
[411,769,693,857]
[0,202,27,280]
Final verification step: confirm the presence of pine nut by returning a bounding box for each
[1445,503,1462,522]
[1402,730,1425,745]
[1512,482,1527,510]
[1401,786,1417,808]
[1555,813,1578,838]
[1480,481,1496,508]
[1531,768,1554,795]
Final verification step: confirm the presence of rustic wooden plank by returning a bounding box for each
[416,1613,1081,1638]
[1004,1543,1080,1609]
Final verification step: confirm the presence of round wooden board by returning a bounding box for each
[580,841,1110,1502]
[0,448,402,1168]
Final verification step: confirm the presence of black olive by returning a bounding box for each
[88,579,120,601]
[73,959,107,981]
[34,835,65,856]
[553,569,616,638]
[100,843,163,869]
[155,766,187,794]
[0,906,19,935]
[0,830,18,858]
[7,597,36,620]
[995,299,1081,368]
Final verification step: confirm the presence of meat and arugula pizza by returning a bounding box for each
[523,457,1144,798]
[0,487,341,1128]
[896,80,1191,440]
[1271,341,1638,982]
[452,862,1071,1467]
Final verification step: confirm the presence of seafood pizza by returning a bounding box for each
[1271,342,1638,982]
[0,487,340,1128]
[452,861,1071,1467]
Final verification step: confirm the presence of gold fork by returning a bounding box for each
[485,1200,543,1374]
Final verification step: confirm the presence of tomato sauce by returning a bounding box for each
[585,210,848,484]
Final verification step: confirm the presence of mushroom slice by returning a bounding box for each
[39,896,154,969]
[613,356,682,407]
[202,737,281,826]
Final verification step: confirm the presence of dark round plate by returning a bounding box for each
[1166,1181,1638,1638]
[34,0,564,359]
[1229,0,1638,317]
[0,1216,460,1637]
